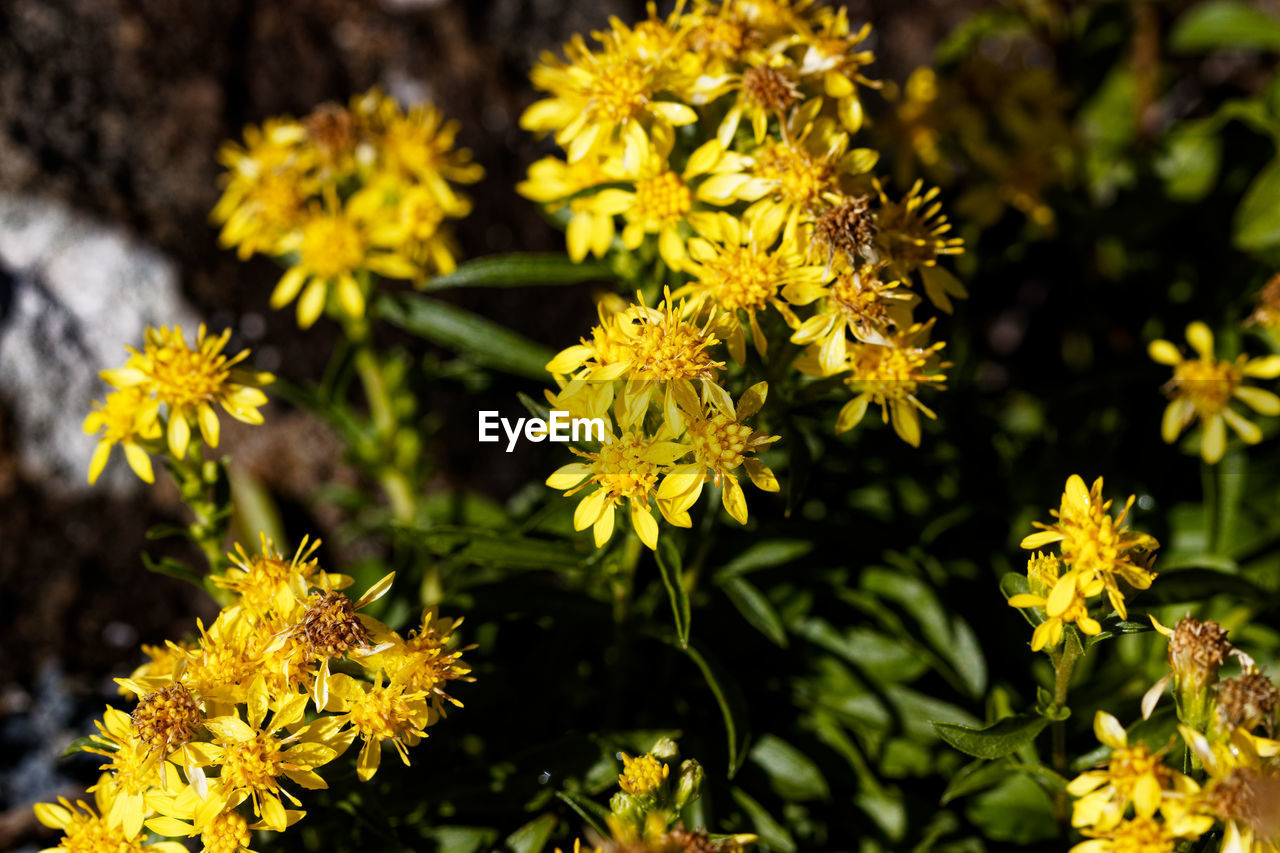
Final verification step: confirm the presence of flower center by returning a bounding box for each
[634,171,691,223]
[300,215,365,279]
[588,55,651,124]
[624,316,720,381]
[295,592,370,660]
[688,414,751,471]
[132,685,203,753]
[143,330,230,408]
[593,435,660,501]
[347,684,423,740]
[743,66,799,114]
[221,732,284,791]
[619,753,668,796]
[201,811,251,853]
[754,141,833,211]
[1172,359,1238,416]
[1107,745,1167,799]
[61,815,141,853]
[704,245,784,311]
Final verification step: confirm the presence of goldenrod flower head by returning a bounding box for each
[326,672,432,782]
[1008,552,1103,651]
[1069,711,1179,830]
[786,261,916,373]
[1020,475,1159,621]
[810,193,878,267]
[99,324,273,463]
[34,780,188,853]
[199,810,253,853]
[212,118,312,261]
[518,155,624,262]
[811,320,947,447]
[122,642,189,693]
[1069,807,1213,853]
[176,612,263,705]
[658,382,779,526]
[294,591,372,660]
[874,178,966,312]
[85,708,170,838]
[131,686,203,755]
[1215,672,1279,737]
[521,13,698,165]
[352,88,484,191]
[547,424,687,550]
[619,752,670,796]
[374,607,474,711]
[83,387,161,485]
[792,5,878,132]
[211,534,346,623]
[1149,321,1280,464]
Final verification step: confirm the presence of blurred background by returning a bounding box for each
[5,0,1280,850]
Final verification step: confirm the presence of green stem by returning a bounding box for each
[1051,636,1081,823]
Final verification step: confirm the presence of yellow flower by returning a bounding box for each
[192,691,342,832]
[210,534,350,624]
[368,607,474,713]
[546,423,688,550]
[806,320,946,447]
[1020,475,1158,621]
[518,155,628,262]
[657,382,780,526]
[680,214,822,361]
[83,387,161,485]
[792,5,879,133]
[874,178,966,312]
[547,289,729,431]
[715,61,803,148]
[100,324,273,462]
[324,672,432,782]
[146,809,256,853]
[1069,804,1214,853]
[212,118,312,261]
[1007,552,1103,651]
[618,752,669,796]
[521,12,698,165]
[84,707,177,838]
[1181,724,1280,853]
[34,779,188,853]
[1148,321,1280,464]
[1068,711,1180,830]
[270,202,416,329]
[785,261,916,373]
[349,177,468,277]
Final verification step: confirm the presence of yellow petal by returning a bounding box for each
[835,394,869,434]
[1045,573,1077,618]
[722,476,748,525]
[337,276,365,319]
[1234,384,1280,414]
[592,501,616,547]
[1161,397,1193,443]
[167,414,190,460]
[1186,321,1214,359]
[88,442,112,485]
[630,501,658,550]
[547,463,591,490]
[297,279,328,329]
[1147,339,1181,365]
[1093,710,1127,749]
[1201,413,1226,463]
[270,267,307,309]
[197,403,220,448]
[1221,406,1262,443]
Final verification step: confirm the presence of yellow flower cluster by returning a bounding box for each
[83,324,273,484]
[1010,475,1159,651]
[213,88,482,328]
[35,534,472,851]
[1069,620,1280,853]
[1149,321,1280,465]
[556,743,755,853]
[520,0,961,449]
[545,290,779,550]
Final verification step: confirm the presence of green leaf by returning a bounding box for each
[419,253,613,291]
[374,293,553,380]
[502,813,558,853]
[714,540,813,580]
[656,537,692,648]
[1155,121,1222,201]
[398,525,587,571]
[1234,158,1280,252]
[749,734,830,801]
[682,642,749,777]
[932,713,1050,760]
[61,735,99,757]
[1170,1,1280,53]
[140,553,203,588]
[964,773,1058,843]
[722,577,787,647]
[940,759,1011,805]
[1144,568,1268,604]
[554,792,610,839]
[730,787,796,853]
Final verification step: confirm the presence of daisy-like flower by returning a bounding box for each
[211,118,312,261]
[1007,552,1104,652]
[874,178,966,312]
[1148,321,1280,464]
[366,607,474,713]
[290,570,397,711]
[791,5,879,133]
[1020,475,1159,621]
[1181,724,1280,853]
[83,707,181,837]
[34,778,188,853]
[715,61,804,148]
[679,214,824,361]
[1068,711,1181,831]
[520,12,698,166]
[209,534,351,624]
[657,382,780,526]
[546,421,688,550]
[99,324,273,462]
[83,387,161,485]
[348,178,469,277]
[1069,804,1214,853]
[805,320,947,447]
[191,690,343,832]
[547,289,729,431]
[785,261,916,372]
[518,154,629,262]
[270,200,416,329]
[146,809,258,853]
[618,753,669,797]
[324,672,432,782]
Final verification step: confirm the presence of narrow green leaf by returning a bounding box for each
[1170,1,1280,53]
[1234,158,1280,252]
[749,735,829,801]
[682,642,749,777]
[730,787,796,853]
[554,792,610,839]
[62,735,99,757]
[502,813,558,853]
[374,293,553,380]
[141,553,203,588]
[656,537,691,648]
[940,759,1010,805]
[722,577,787,647]
[714,540,813,580]
[932,713,1050,760]
[419,253,613,290]
[397,525,587,570]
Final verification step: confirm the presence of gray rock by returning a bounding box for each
[0,193,197,495]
